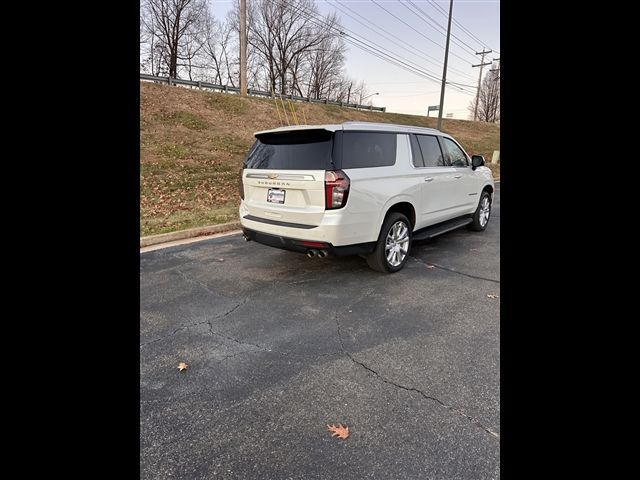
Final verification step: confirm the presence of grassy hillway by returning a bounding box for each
[140,81,500,236]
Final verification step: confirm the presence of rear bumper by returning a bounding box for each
[242,227,375,257]
[239,200,379,246]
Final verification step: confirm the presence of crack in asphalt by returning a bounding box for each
[143,263,344,357]
[142,300,340,359]
[139,321,207,348]
[410,256,500,284]
[140,298,250,348]
[334,312,500,440]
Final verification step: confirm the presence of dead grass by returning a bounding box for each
[140,82,500,236]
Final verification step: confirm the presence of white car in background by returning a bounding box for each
[239,121,494,273]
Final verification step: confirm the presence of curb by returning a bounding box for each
[140,221,241,248]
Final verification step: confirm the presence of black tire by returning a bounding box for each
[468,190,492,231]
[366,212,412,273]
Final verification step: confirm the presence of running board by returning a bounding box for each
[412,217,472,241]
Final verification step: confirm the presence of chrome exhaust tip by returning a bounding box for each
[306,249,317,258]
[317,250,328,258]
[242,233,251,242]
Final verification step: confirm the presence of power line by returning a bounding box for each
[403,0,480,58]
[268,0,476,96]
[343,33,475,96]
[273,0,442,83]
[386,91,443,97]
[327,0,477,82]
[328,1,443,69]
[370,0,478,65]
[447,81,477,89]
[427,0,500,54]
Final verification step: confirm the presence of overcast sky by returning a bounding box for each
[211,0,500,118]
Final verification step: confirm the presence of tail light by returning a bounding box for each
[325,170,350,209]
[238,168,245,200]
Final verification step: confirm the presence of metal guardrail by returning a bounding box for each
[140,73,386,112]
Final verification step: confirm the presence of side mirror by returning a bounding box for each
[471,155,485,170]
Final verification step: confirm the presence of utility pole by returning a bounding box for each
[436,0,454,131]
[472,49,492,121]
[490,57,500,80]
[239,0,247,97]
[487,58,500,123]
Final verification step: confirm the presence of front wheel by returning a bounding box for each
[366,212,412,273]
[468,191,492,231]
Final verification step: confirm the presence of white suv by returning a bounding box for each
[239,121,494,273]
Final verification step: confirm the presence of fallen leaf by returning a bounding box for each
[177,362,188,371]
[426,264,435,269]
[217,258,225,262]
[486,294,499,299]
[327,424,349,440]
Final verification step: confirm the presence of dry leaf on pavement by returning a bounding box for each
[327,424,349,440]
[426,264,435,269]
[486,294,499,299]
[177,362,189,371]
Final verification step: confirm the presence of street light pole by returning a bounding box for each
[436,0,454,131]
[361,92,379,102]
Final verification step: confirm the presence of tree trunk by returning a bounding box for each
[169,51,177,78]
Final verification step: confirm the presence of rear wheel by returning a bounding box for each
[366,213,412,273]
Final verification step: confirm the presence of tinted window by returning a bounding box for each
[409,134,424,167]
[244,130,333,170]
[441,137,469,168]
[342,132,397,169]
[416,135,445,167]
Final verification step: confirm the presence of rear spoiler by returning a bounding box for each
[254,125,337,137]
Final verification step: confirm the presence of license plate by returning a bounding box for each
[267,188,286,204]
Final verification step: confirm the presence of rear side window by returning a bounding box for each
[244,130,334,170]
[342,132,397,168]
[409,134,424,167]
[441,137,469,168]
[416,134,445,167]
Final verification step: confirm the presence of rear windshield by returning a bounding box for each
[244,130,334,170]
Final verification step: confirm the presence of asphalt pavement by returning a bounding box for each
[140,186,500,479]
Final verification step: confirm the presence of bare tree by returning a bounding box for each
[144,0,207,79]
[353,80,370,105]
[197,12,223,84]
[331,76,352,103]
[140,2,153,72]
[177,18,206,80]
[249,0,330,94]
[468,64,500,122]
[139,0,370,103]
[141,5,168,76]
[304,18,346,99]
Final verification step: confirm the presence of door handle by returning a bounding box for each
[424,177,433,182]
[454,174,462,179]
